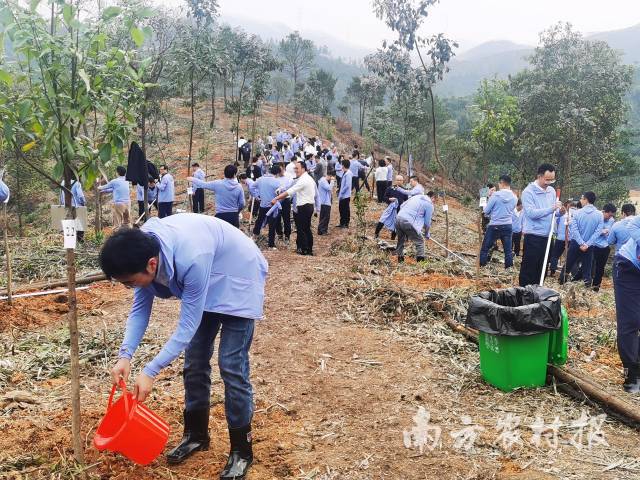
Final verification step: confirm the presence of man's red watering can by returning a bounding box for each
[94,380,170,465]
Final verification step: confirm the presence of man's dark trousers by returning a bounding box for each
[184,311,254,429]
[512,232,522,257]
[253,206,277,247]
[215,211,240,228]
[559,240,595,286]
[613,257,640,371]
[519,234,548,287]
[318,204,330,234]
[275,198,292,240]
[158,202,173,218]
[296,203,314,253]
[592,245,611,290]
[351,176,360,193]
[339,198,350,227]
[549,238,566,274]
[480,224,513,268]
[193,188,205,213]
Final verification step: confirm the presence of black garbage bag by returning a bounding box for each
[466,286,561,336]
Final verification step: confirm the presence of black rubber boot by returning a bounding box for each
[416,256,426,263]
[623,364,640,394]
[220,425,253,479]
[166,408,210,465]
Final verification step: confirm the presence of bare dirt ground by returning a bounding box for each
[1,102,640,479]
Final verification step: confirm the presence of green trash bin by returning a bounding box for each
[548,306,569,366]
[467,286,563,392]
[479,331,550,391]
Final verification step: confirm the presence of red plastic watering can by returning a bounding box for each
[94,380,170,465]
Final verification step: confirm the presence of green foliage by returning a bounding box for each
[301,69,337,116]
[278,31,315,92]
[512,23,635,197]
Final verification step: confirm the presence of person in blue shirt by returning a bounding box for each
[375,175,409,239]
[334,155,343,190]
[480,174,517,269]
[609,204,636,255]
[190,163,206,213]
[386,157,394,189]
[559,191,603,287]
[337,160,353,228]
[511,199,523,257]
[549,200,575,275]
[395,194,434,263]
[519,163,562,287]
[98,165,131,229]
[612,214,640,392]
[396,176,424,198]
[348,157,362,192]
[252,164,282,248]
[157,164,175,218]
[0,178,9,204]
[188,165,246,228]
[317,174,335,235]
[101,214,267,477]
[592,203,617,291]
[136,178,158,222]
[60,179,87,242]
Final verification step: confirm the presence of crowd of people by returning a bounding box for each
[1,131,639,480]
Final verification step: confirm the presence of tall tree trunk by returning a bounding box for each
[209,75,216,129]
[187,69,195,176]
[3,203,11,304]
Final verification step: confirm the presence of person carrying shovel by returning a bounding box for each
[99,213,268,479]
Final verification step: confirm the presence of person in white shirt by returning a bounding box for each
[272,161,317,256]
[374,159,389,203]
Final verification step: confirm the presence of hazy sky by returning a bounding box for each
[215,0,640,52]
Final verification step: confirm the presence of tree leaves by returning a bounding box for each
[101,6,122,20]
[78,69,90,92]
[0,69,12,86]
[130,27,145,47]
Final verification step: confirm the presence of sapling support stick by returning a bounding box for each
[3,202,12,304]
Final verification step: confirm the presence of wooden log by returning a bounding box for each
[0,273,106,297]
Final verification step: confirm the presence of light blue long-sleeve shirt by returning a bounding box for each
[555,213,567,241]
[386,163,393,182]
[157,173,175,203]
[99,176,130,204]
[136,185,158,203]
[397,194,434,237]
[317,177,334,206]
[191,178,245,213]
[349,161,362,176]
[594,216,615,248]
[397,184,424,198]
[119,214,268,378]
[60,180,86,207]
[245,178,259,198]
[192,168,205,182]
[512,210,523,234]
[569,204,604,246]
[609,217,635,253]
[0,179,9,203]
[618,215,640,270]
[335,162,343,178]
[338,170,353,200]
[521,181,557,237]
[484,189,517,226]
[255,174,281,208]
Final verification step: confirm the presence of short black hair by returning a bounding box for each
[409,175,418,181]
[486,183,494,189]
[537,163,555,176]
[116,166,126,176]
[252,155,260,162]
[583,191,596,205]
[622,204,636,216]
[270,164,281,175]
[378,159,386,167]
[238,173,248,180]
[192,162,200,168]
[426,191,435,198]
[499,174,512,185]
[99,229,160,279]
[342,159,351,169]
[297,160,307,171]
[603,203,617,214]
[224,164,238,179]
[160,164,168,171]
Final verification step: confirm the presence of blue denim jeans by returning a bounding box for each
[480,224,513,268]
[183,312,255,428]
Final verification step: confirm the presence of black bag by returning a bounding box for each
[466,286,561,336]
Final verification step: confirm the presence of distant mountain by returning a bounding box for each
[438,24,640,97]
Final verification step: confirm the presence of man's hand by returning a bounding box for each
[186,176,195,182]
[271,198,278,205]
[554,201,563,210]
[111,358,131,386]
[580,244,588,252]
[134,372,154,402]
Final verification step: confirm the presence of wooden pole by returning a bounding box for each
[3,203,12,304]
